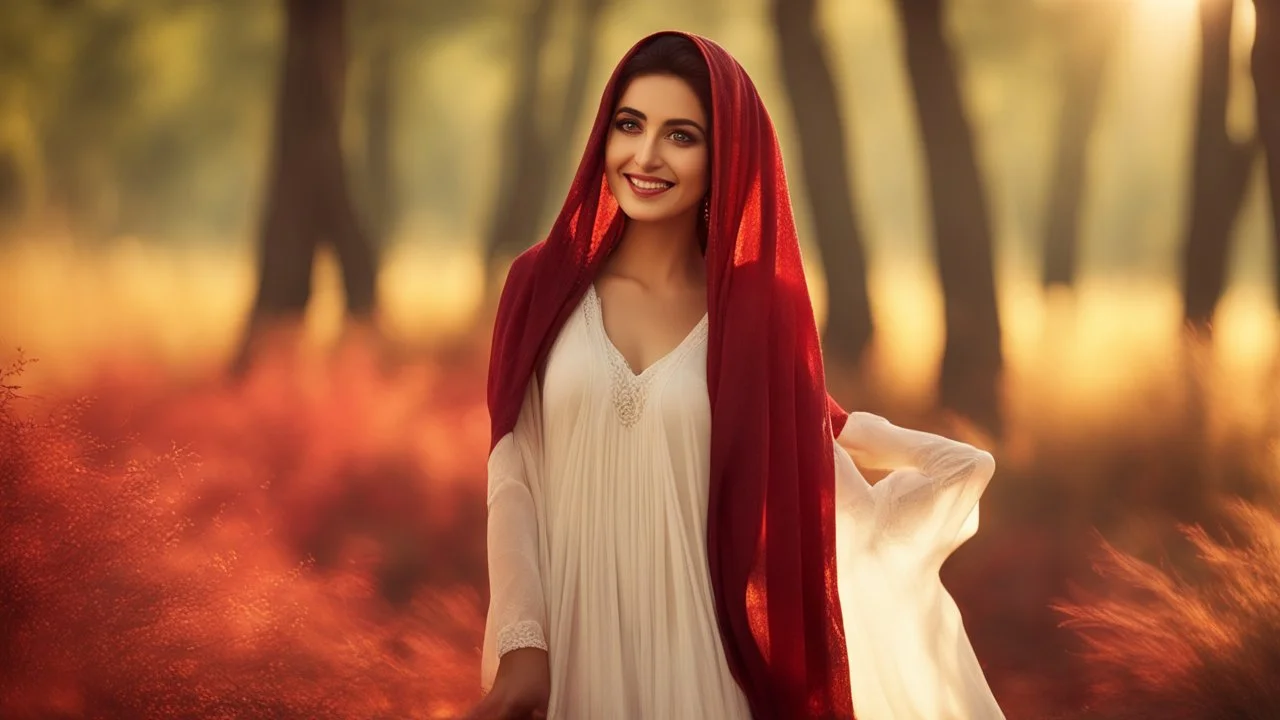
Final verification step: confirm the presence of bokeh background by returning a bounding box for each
[2,0,1279,718]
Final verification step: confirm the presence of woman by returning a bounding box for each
[468,31,1005,720]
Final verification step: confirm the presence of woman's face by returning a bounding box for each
[605,73,709,226]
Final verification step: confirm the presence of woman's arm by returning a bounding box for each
[837,412,992,475]
[835,411,996,561]
[485,432,549,666]
[482,379,551,676]
[471,385,551,719]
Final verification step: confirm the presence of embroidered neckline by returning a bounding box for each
[583,285,708,428]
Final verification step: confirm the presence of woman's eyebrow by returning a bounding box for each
[615,106,706,136]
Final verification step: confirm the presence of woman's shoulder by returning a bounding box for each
[506,243,546,283]
[495,243,548,309]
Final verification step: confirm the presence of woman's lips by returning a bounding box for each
[625,174,674,198]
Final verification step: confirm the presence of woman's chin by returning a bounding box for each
[617,202,695,225]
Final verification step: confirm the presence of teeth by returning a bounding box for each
[629,177,672,191]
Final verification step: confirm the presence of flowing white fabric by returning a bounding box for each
[480,287,1005,719]
[833,412,1005,719]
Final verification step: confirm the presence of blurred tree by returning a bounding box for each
[0,0,281,242]
[355,0,399,248]
[894,0,1004,434]
[482,0,608,280]
[0,154,19,224]
[481,0,554,277]
[1042,0,1123,289]
[347,0,515,249]
[546,0,611,197]
[122,2,279,242]
[1181,0,1256,328]
[31,1,138,242]
[235,0,378,370]
[0,1,50,230]
[770,0,874,370]
[1253,0,1280,310]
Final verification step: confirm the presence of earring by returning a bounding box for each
[702,197,710,223]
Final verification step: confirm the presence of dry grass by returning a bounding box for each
[1054,500,1280,720]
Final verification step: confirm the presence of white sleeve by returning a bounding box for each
[835,411,996,565]
[480,384,548,691]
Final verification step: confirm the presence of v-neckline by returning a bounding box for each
[588,284,709,379]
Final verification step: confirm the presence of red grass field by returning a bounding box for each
[1,320,1278,719]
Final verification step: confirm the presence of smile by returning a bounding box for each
[625,174,674,196]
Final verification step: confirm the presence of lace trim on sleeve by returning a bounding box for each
[497,619,548,657]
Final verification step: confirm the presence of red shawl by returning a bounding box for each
[486,31,854,719]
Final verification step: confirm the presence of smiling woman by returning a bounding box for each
[597,68,711,375]
[606,77,709,223]
[468,31,1005,720]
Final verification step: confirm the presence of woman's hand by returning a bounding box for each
[463,647,551,720]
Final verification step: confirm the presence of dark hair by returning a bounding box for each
[616,35,713,136]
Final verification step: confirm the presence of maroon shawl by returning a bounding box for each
[486,30,854,719]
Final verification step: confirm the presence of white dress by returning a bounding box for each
[481,286,1005,719]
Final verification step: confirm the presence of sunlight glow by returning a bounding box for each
[1227,0,1259,143]
[4,238,1274,447]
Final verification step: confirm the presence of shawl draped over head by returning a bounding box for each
[486,30,855,719]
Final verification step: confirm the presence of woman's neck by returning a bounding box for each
[606,212,704,290]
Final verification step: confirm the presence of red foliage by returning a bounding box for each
[0,349,490,719]
[2,330,1277,720]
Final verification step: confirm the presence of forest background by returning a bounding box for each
[2,0,1279,718]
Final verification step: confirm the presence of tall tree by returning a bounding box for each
[483,0,608,278]
[1181,0,1256,327]
[360,1,397,249]
[481,0,556,276]
[1253,0,1280,311]
[40,3,137,243]
[770,0,875,369]
[1041,0,1123,289]
[895,0,1004,434]
[236,0,378,370]
[547,0,610,194]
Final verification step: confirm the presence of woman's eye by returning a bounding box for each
[671,131,694,144]
[615,119,640,133]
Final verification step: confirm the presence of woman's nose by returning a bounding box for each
[633,134,662,170]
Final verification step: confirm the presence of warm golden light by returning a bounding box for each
[3,237,1275,442]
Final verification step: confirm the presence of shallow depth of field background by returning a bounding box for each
[2,0,1279,718]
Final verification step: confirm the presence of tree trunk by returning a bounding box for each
[482,0,556,275]
[363,14,396,249]
[895,0,1004,434]
[237,0,378,370]
[1042,1,1121,289]
[548,0,609,194]
[1253,0,1280,311]
[771,0,875,370]
[1182,0,1255,328]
